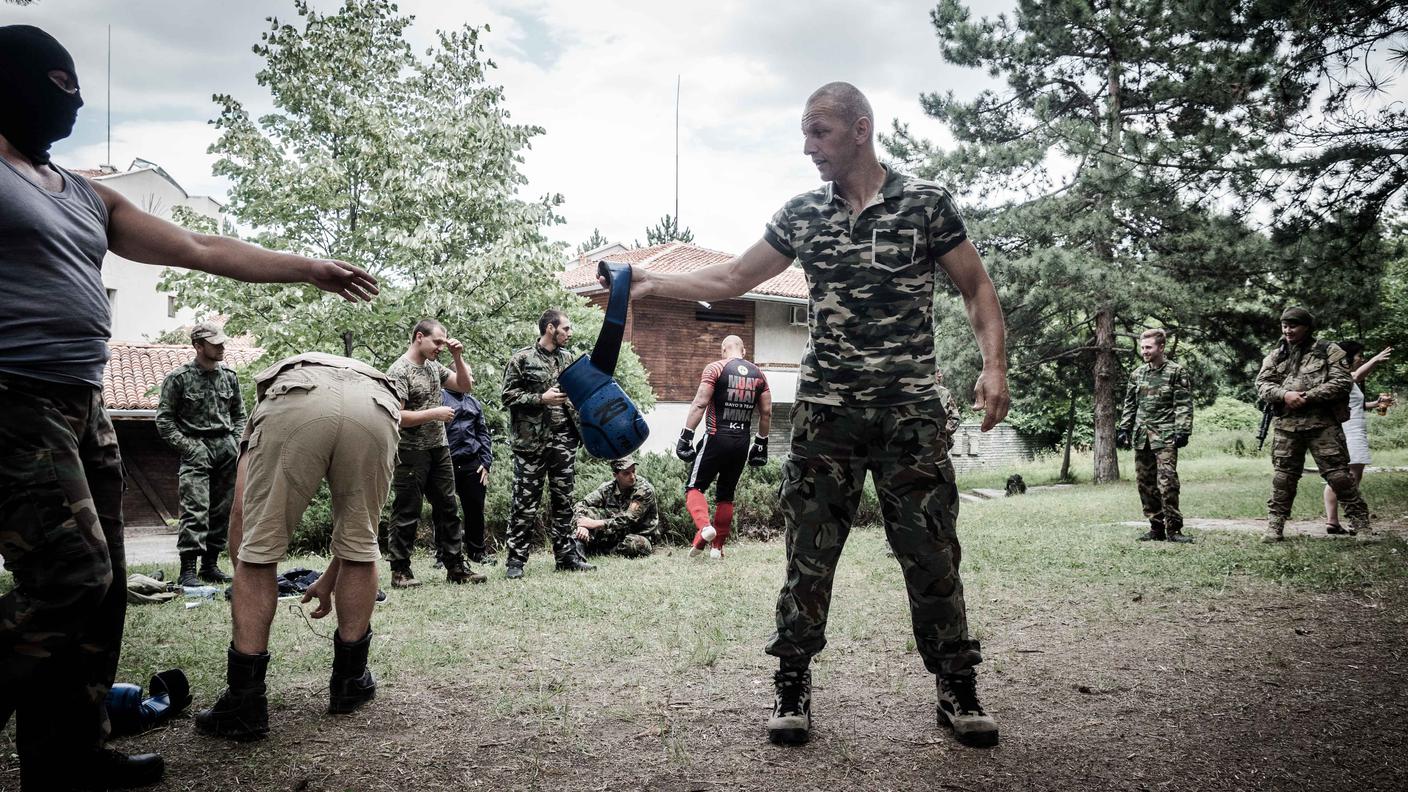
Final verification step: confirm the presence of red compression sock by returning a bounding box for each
[712,502,734,552]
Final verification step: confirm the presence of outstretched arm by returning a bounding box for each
[93,181,378,302]
[602,238,793,302]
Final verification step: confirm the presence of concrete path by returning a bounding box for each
[0,527,177,573]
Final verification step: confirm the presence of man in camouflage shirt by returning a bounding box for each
[502,308,592,578]
[1117,328,1194,543]
[1255,307,1370,541]
[156,321,246,587]
[384,319,485,588]
[573,457,659,558]
[610,82,1010,749]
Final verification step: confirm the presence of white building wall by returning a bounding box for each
[751,300,808,369]
[95,165,222,342]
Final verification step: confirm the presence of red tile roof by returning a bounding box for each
[559,241,807,302]
[104,343,264,411]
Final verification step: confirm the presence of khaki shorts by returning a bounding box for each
[238,365,400,564]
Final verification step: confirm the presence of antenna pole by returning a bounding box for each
[674,74,680,226]
[106,25,111,166]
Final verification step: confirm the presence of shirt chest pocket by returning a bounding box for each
[870,224,921,274]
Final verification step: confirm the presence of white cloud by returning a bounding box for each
[17,0,1011,255]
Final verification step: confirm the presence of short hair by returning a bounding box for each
[1140,328,1167,346]
[538,309,567,335]
[411,318,444,342]
[1337,340,1364,361]
[806,82,873,128]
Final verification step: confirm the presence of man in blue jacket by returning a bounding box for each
[443,387,496,565]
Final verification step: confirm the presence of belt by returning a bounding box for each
[188,429,232,438]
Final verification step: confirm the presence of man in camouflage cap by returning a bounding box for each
[1255,307,1370,541]
[156,321,246,587]
[572,457,659,558]
[1117,328,1194,543]
[502,308,593,578]
[607,82,1010,748]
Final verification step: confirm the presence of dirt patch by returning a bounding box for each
[52,584,1408,792]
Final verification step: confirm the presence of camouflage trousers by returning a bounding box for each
[578,510,653,558]
[387,445,464,571]
[175,434,238,556]
[505,441,577,566]
[0,373,127,783]
[1134,445,1181,534]
[768,400,981,675]
[1268,424,1369,532]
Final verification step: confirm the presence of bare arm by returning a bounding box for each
[939,240,1009,431]
[1354,346,1392,383]
[93,181,378,302]
[607,238,793,302]
[443,341,473,394]
[400,405,453,428]
[684,379,715,433]
[757,389,773,435]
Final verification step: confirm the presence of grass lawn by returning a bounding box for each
[4,451,1407,790]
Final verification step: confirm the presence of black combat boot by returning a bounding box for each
[329,629,377,714]
[767,666,812,745]
[73,748,166,789]
[555,541,596,572]
[199,551,233,583]
[194,646,270,741]
[177,551,200,587]
[936,669,999,747]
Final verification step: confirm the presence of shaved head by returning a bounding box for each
[805,82,873,129]
[721,334,746,357]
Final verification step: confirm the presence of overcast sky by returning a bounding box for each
[9,0,1013,255]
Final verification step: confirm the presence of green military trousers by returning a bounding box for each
[1268,425,1369,532]
[0,372,127,784]
[767,400,982,675]
[175,433,238,556]
[1134,446,1182,535]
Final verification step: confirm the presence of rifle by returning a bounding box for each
[1256,402,1275,451]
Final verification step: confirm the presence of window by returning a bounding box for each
[105,288,117,303]
[694,308,745,325]
[789,305,808,326]
[167,296,177,318]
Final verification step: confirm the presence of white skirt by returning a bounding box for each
[1343,417,1371,466]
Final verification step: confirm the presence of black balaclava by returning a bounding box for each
[0,25,84,165]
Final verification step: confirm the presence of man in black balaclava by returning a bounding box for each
[0,24,380,791]
[0,24,85,165]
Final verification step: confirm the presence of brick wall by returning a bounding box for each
[588,294,755,402]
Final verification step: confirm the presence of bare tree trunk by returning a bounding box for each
[1092,306,1121,482]
[1060,389,1077,482]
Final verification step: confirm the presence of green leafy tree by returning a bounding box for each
[576,228,610,256]
[162,0,653,425]
[637,213,694,247]
[889,0,1365,482]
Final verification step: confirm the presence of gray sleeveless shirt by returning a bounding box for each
[0,158,111,387]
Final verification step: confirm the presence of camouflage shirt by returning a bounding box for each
[1255,338,1352,431]
[156,362,245,454]
[386,353,451,450]
[574,476,659,543]
[1118,360,1193,450]
[502,342,580,453]
[764,165,968,406]
[936,384,961,440]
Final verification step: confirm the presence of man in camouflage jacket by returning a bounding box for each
[502,308,591,578]
[1255,307,1369,540]
[1117,328,1194,543]
[608,82,1010,749]
[573,457,659,558]
[156,322,246,586]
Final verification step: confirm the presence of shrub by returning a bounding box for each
[1199,396,1263,432]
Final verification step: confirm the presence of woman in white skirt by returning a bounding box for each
[1325,341,1394,534]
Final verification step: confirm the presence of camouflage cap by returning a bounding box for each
[190,321,229,345]
[1280,307,1314,328]
[610,456,638,472]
